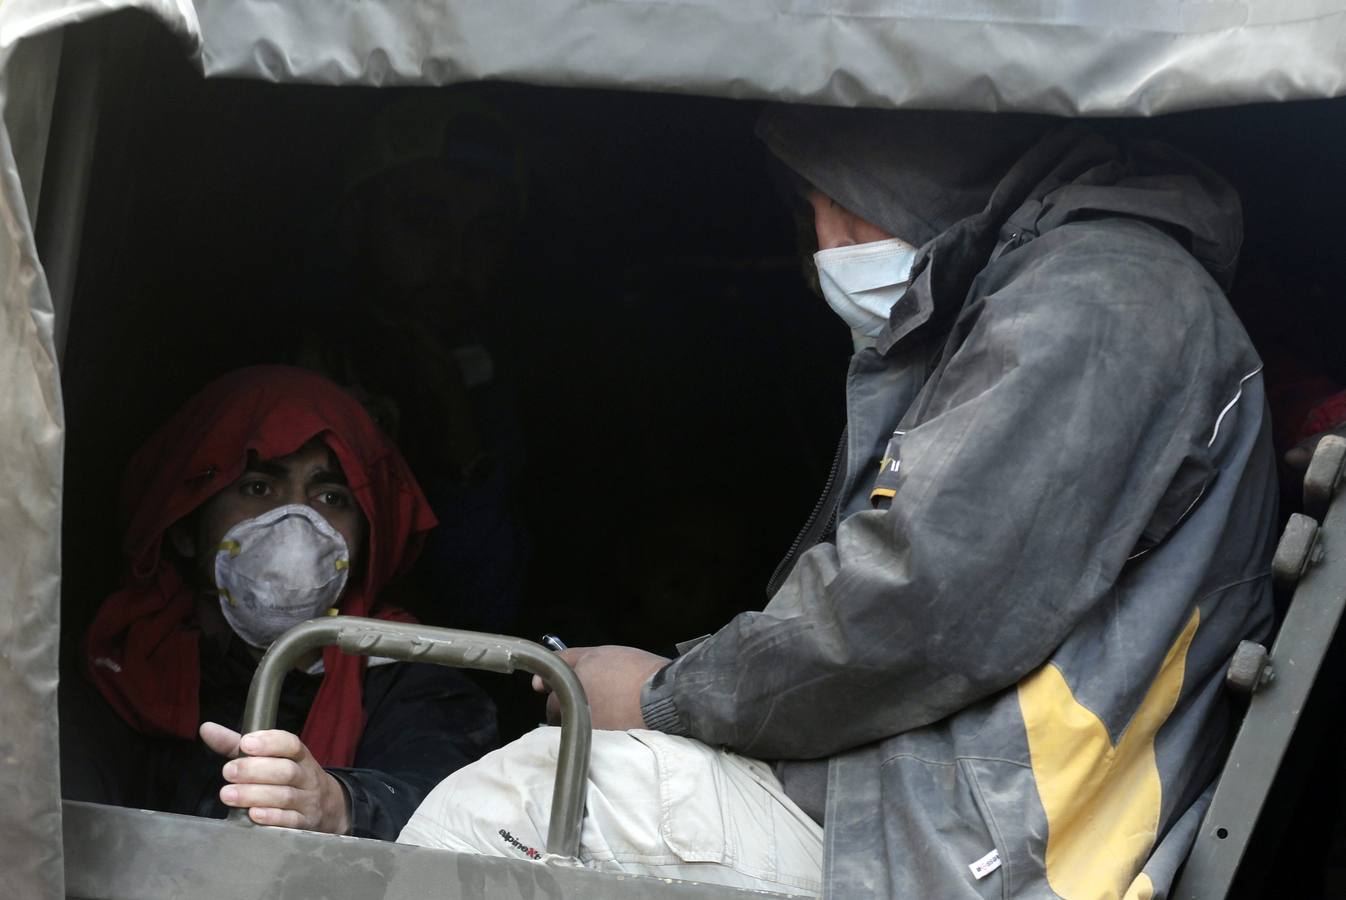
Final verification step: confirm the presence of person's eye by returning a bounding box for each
[315,489,351,509]
[239,480,272,498]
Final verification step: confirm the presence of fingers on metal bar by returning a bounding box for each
[234,619,591,857]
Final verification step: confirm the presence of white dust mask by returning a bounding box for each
[814,237,919,348]
[215,503,351,649]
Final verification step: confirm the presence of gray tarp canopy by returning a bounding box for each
[6,0,1346,897]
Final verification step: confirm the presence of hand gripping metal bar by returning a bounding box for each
[229,617,591,859]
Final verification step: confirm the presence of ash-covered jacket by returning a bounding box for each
[641,110,1276,899]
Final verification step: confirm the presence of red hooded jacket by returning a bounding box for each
[84,365,438,767]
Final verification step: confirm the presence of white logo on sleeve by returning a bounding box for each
[969,848,1002,880]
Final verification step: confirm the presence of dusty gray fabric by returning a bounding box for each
[4,30,60,225]
[0,8,197,897]
[192,0,1346,116]
[643,113,1276,897]
[757,106,1053,247]
[772,757,827,827]
[0,26,69,900]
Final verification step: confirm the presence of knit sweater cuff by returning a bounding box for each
[639,663,690,736]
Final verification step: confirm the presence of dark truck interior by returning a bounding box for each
[51,11,1346,898]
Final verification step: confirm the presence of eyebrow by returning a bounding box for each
[242,460,349,486]
[244,459,289,479]
[309,467,349,487]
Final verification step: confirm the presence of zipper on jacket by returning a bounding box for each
[766,426,848,598]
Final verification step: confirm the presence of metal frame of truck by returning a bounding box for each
[10,3,1346,897]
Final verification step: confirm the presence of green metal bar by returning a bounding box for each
[233,618,591,860]
[1173,440,1346,898]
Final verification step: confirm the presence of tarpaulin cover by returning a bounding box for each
[192,0,1346,116]
[5,0,1346,896]
[0,6,195,899]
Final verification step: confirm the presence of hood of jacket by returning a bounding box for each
[756,106,1243,320]
[84,365,437,767]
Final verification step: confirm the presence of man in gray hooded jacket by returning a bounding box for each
[405,107,1277,899]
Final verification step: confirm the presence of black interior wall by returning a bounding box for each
[58,15,849,680]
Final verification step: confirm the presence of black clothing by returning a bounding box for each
[61,648,497,841]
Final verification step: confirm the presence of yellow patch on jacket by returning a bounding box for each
[1018,609,1199,899]
[1123,873,1155,900]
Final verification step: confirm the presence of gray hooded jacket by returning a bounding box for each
[641,108,1276,899]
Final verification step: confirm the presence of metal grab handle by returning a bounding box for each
[228,617,591,859]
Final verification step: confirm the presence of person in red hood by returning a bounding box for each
[61,365,498,839]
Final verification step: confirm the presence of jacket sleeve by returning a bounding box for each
[642,223,1253,760]
[327,661,498,840]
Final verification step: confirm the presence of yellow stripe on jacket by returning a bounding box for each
[1019,609,1200,899]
